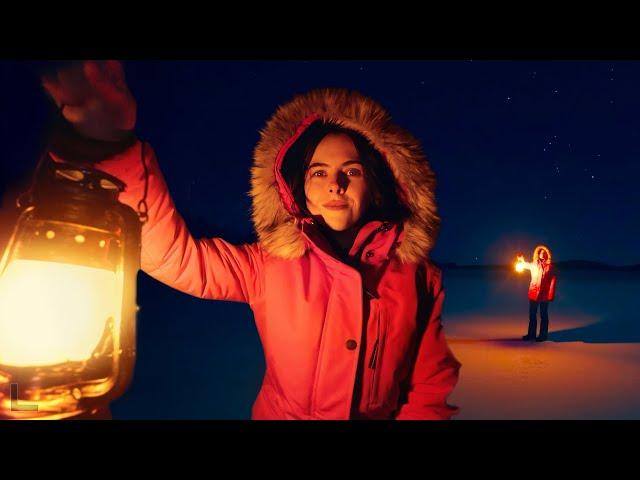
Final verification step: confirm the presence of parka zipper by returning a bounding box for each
[367,305,382,407]
[368,339,379,369]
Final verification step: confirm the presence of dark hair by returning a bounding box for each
[280,120,409,223]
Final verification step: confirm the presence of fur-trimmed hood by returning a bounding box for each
[532,245,552,264]
[250,88,439,264]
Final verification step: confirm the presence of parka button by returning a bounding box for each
[365,251,375,258]
[346,339,357,350]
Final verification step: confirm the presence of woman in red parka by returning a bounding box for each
[40,61,461,420]
[519,245,557,342]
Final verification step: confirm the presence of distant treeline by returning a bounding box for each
[438,261,640,272]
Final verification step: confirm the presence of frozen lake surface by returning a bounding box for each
[443,267,640,419]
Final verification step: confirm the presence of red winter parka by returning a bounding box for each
[521,245,557,302]
[53,88,461,420]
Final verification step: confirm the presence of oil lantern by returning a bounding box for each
[0,153,141,419]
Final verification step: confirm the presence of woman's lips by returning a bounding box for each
[323,201,349,210]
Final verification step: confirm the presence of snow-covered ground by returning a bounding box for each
[443,268,640,419]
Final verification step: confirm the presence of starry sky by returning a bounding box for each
[1,60,639,266]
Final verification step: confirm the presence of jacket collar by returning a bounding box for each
[300,219,400,269]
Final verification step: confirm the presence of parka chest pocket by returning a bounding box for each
[367,299,388,408]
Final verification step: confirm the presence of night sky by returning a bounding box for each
[2,60,639,266]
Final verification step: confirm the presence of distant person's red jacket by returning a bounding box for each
[521,247,557,302]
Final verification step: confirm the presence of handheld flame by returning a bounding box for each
[515,255,525,273]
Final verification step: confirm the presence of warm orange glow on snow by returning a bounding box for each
[444,314,640,419]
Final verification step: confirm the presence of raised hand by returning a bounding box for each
[41,60,136,142]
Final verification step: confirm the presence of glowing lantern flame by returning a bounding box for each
[515,255,525,273]
[0,259,122,367]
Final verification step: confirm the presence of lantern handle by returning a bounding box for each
[136,142,149,224]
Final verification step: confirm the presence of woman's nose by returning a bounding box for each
[328,181,343,194]
[328,172,348,194]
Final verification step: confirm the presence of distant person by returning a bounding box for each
[33,60,461,419]
[517,245,557,342]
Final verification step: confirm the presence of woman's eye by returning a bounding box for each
[311,170,326,177]
[346,168,362,176]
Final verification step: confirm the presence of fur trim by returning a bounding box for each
[250,88,439,264]
[532,245,552,264]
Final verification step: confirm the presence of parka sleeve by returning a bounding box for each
[51,140,264,304]
[394,265,461,420]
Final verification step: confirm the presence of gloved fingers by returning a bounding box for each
[56,63,93,106]
[60,102,92,124]
[84,61,127,103]
[104,60,128,91]
[84,60,136,130]
[41,74,73,109]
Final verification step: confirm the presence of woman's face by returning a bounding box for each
[304,133,370,231]
[539,250,548,261]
